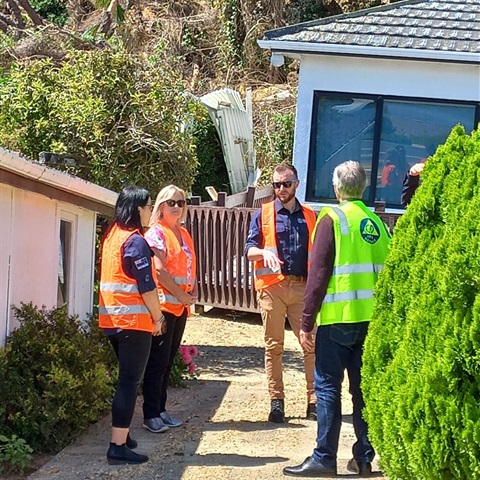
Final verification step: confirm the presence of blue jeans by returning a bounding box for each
[312,322,374,468]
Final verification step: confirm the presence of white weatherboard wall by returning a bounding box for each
[0,184,96,346]
[292,54,480,204]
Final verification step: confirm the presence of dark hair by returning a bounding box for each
[114,185,150,231]
[273,164,298,179]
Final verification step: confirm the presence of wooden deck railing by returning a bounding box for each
[186,189,401,313]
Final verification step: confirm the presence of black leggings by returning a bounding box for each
[142,309,188,419]
[109,329,152,428]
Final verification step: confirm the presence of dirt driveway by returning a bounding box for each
[28,308,385,480]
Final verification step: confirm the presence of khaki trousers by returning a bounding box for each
[257,278,316,403]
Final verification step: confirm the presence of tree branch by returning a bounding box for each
[7,0,25,29]
[0,18,8,33]
[99,0,118,35]
[18,0,45,26]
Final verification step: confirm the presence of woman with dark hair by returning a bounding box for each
[99,186,165,465]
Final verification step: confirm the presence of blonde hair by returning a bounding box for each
[150,185,188,226]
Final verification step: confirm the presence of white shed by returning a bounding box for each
[259,0,480,210]
[0,148,117,346]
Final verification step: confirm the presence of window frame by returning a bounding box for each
[306,91,480,208]
[57,211,78,312]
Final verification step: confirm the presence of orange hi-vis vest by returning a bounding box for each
[151,221,197,316]
[99,224,155,333]
[253,200,317,291]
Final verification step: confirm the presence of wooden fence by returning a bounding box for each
[186,189,401,313]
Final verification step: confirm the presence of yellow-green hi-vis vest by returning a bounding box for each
[315,200,391,326]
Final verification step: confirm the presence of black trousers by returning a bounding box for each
[108,329,152,428]
[142,309,188,419]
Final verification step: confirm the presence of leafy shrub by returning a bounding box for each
[169,345,199,387]
[30,0,69,26]
[255,110,295,183]
[0,303,115,453]
[191,110,230,199]
[285,0,342,24]
[0,434,33,474]
[0,47,200,195]
[362,125,480,479]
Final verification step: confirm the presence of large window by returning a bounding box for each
[307,93,479,208]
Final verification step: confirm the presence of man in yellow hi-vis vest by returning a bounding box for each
[284,161,390,478]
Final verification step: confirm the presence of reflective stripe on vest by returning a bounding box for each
[159,293,183,305]
[172,276,190,285]
[99,304,150,315]
[330,207,350,235]
[332,264,384,276]
[253,201,316,291]
[323,289,374,304]
[100,282,140,293]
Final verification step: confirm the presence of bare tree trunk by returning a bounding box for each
[99,0,119,35]
[18,0,45,26]
[7,0,25,29]
[0,18,8,32]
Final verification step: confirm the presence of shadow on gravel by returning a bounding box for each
[201,419,307,432]
[185,452,289,467]
[197,345,306,377]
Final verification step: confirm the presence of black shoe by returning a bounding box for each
[306,403,317,421]
[126,433,137,449]
[283,456,336,477]
[347,458,372,476]
[268,399,285,423]
[106,443,148,465]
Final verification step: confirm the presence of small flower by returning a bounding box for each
[181,350,192,365]
[189,345,199,357]
[188,362,196,374]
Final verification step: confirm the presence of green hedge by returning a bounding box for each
[0,304,116,453]
[363,125,480,479]
[0,48,200,195]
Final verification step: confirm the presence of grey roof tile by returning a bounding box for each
[263,0,480,55]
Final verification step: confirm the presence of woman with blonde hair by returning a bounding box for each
[142,185,197,433]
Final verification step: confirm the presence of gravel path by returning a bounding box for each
[27,309,385,480]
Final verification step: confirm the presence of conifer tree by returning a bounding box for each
[363,125,480,480]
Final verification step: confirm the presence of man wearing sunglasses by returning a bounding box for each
[246,164,317,424]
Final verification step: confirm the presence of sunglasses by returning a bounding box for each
[272,179,297,189]
[165,199,186,208]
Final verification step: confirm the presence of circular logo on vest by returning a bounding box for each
[360,218,380,244]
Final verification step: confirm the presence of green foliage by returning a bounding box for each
[255,110,295,183]
[362,125,480,479]
[30,0,69,26]
[0,304,115,453]
[285,0,341,24]
[0,435,33,474]
[0,48,200,194]
[213,0,245,68]
[191,110,230,199]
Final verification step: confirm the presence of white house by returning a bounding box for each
[258,0,480,210]
[0,148,117,346]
